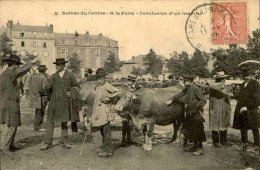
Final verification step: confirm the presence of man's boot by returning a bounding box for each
[126,124,137,145]
[119,121,127,147]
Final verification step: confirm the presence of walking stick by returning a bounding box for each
[79,134,87,156]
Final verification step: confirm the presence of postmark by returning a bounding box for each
[185,2,248,53]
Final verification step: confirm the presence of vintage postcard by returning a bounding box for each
[0,0,260,170]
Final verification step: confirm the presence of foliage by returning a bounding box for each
[104,51,121,73]
[166,50,210,78]
[143,49,163,78]
[67,52,82,76]
[131,66,145,76]
[0,32,16,66]
[212,44,248,77]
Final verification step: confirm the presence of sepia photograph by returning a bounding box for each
[0,0,260,169]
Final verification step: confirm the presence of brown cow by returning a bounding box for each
[114,85,185,150]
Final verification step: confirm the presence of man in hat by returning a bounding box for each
[119,74,142,147]
[92,68,119,157]
[0,54,39,153]
[166,75,207,155]
[233,68,260,152]
[208,71,233,147]
[40,58,80,150]
[28,65,49,132]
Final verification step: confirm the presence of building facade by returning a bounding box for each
[6,20,56,73]
[3,20,119,76]
[55,32,118,77]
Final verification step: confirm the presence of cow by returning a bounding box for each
[114,85,186,150]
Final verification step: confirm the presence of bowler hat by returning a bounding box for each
[128,74,137,81]
[37,65,48,71]
[87,68,93,74]
[53,58,68,64]
[4,54,23,65]
[183,75,195,81]
[213,71,228,79]
[96,68,106,77]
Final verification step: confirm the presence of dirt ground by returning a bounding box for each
[0,97,260,170]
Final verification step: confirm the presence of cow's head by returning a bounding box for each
[115,92,151,130]
[114,91,139,112]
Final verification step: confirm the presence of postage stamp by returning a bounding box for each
[212,2,248,45]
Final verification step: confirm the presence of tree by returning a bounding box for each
[104,51,121,73]
[247,29,260,60]
[212,44,248,77]
[166,50,209,78]
[143,49,163,78]
[0,32,16,66]
[131,66,145,76]
[22,51,40,65]
[187,50,210,77]
[67,52,82,76]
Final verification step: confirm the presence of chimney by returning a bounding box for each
[49,24,53,32]
[132,56,135,60]
[7,20,13,28]
[17,20,20,25]
[85,31,89,36]
[99,33,102,38]
[75,30,79,37]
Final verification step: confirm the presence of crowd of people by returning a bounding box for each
[0,54,259,158]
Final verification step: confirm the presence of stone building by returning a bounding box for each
[6,20,56,73]
[2,20,119,76]
[55,31,118,77]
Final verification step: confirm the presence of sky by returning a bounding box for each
[0,0,259,61]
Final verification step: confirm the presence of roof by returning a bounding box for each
[127,55,167,64]
[54,33,116,41]
[122,61,136,64]
[12,24,53,33]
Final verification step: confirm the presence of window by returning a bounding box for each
[21,41,25,47]
[33,32,37,38]
[61,38,65,44]
[61,48,68,55]
[43,51,49,57]
[43,42,47,48]
[74,48,80,55]
[75,39,78,45]
[85,39,89,44]
[44,32,48,38]
[20,32,24,37]
[96,49,100,57]
[33,42,37,48]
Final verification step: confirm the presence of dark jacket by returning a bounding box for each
[46,70,80,122]
[233,79,260,129]
[0,62,33,127]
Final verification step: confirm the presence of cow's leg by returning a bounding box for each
[142,125,148,146]
[142,119,155,151]
[170,120,181,146]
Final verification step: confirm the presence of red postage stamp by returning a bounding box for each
[212,2,247,45]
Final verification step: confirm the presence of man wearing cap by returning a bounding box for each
[208,71,233,147]
[166,75,207,155]
[92,68,119,157]
[119,74,142,147]
[0,54,39,153]
[40,58,80,150]
[233,68,260,152]
[28,65,48,132]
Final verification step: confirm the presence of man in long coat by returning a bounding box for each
[40,58,80,150]
[208,71,233,147]
[0,55,38,153]
[166,75,207,155]
[233,68,260,151]
[92,68,119,157]
[29,65,48,131]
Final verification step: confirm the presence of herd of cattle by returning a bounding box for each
[78,79,242,150]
